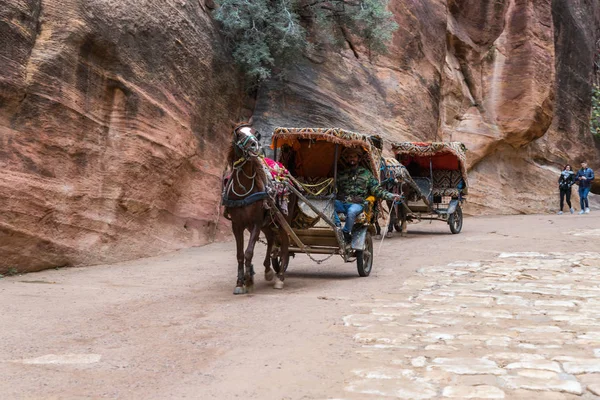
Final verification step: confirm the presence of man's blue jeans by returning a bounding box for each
[579,186,591,209]
[334,200,363,233]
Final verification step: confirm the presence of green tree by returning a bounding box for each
[213,0,398,83]
[592,85,600,137]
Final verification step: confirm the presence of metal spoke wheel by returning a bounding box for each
[356,231,373,277]
[448,205,463,234]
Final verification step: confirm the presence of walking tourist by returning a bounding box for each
[558,164,575,214]
[575,162,595,214]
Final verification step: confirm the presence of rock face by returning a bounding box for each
[254,0,600,214]
[1,0,599,272]
[0,0,244,273]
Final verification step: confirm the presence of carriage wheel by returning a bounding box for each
[449,205,463,234]
[356,231,373,277]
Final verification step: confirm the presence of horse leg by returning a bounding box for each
[244,224,261,292]
[262,227,275,281]
[273,232,289,290]
[232,223,246,295]
[386,200,395,237]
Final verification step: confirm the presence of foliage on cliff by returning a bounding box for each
[592,85,600,137]
[212,0,398,82]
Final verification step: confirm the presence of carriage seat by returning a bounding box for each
[432,170,463,197]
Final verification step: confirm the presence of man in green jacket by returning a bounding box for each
[334,147,401,242]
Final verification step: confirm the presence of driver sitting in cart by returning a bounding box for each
[335,147,401,243]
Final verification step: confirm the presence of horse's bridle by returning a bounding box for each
[223,124,265,201]
[234,125,261,158]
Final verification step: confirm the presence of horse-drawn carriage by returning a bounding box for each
[222,124,467,294]
[222,125,385,294]
[387,141,468,234]
[270,127,384,277]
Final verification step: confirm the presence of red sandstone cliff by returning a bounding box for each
[0,0,245,273]
[253,0,600,214]
[1,0,599,273]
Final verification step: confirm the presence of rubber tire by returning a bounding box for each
[356,231,373,277]
[449,205,463,234]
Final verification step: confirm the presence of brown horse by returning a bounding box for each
[222,124,292,294]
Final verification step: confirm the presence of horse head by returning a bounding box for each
[233,123,262,159]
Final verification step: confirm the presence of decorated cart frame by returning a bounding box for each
[269,127,383,276]
[391,141,468,234]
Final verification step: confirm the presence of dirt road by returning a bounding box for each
[2,213,600,399]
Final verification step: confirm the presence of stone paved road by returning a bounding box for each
[2,214,600,399]
[343,252,600,399]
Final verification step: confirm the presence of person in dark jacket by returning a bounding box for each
[558,164,575,214]
[575,161,595,214]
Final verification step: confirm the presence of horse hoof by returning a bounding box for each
[265,269,275,282]
[273,279,284,290]
[233,286,247,295]
[246,284,255,293]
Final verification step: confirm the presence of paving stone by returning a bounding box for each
[424,344,459,352]
[578,332,600,340]
[411,356,427,367]
[485,353,545,364]
[343,314,392,327]
[505,360,562,373]
[352,368,416,379]
[441,385,505,398]
[413,316,461,325]
[496,296,531,307]
[345,379,438,399]
[500,376,583,395]
[468,308,513,319]
[371,308,414,317]
[508,389,570,400]
[429,358,506,375]
[353,333,412,345]
[533,300,577,307]
[514,369,560,379]
[510,326,562,333]
[561,359,600,374]
[576,373,600,385]
[587,384,600,396]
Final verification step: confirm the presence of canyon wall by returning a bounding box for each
[0,0,244,273]
[1,0,599,272]
[254,0,600,213]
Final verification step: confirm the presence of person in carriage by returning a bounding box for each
[335,147,401,243]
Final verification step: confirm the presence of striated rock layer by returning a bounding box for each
[254,0,600,214]
[1,0,599,272]
[0,0,244,273]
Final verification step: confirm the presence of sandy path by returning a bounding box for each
[1,213,599,399]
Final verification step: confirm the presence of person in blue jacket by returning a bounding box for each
[575,162,595,214]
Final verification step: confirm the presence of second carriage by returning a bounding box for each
[384,141,469,234]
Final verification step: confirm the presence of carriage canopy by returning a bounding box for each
[271,127,382,179]
[391,141,469,194]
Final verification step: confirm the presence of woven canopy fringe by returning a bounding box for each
[391,141,469,189]
[271,127,382,176]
